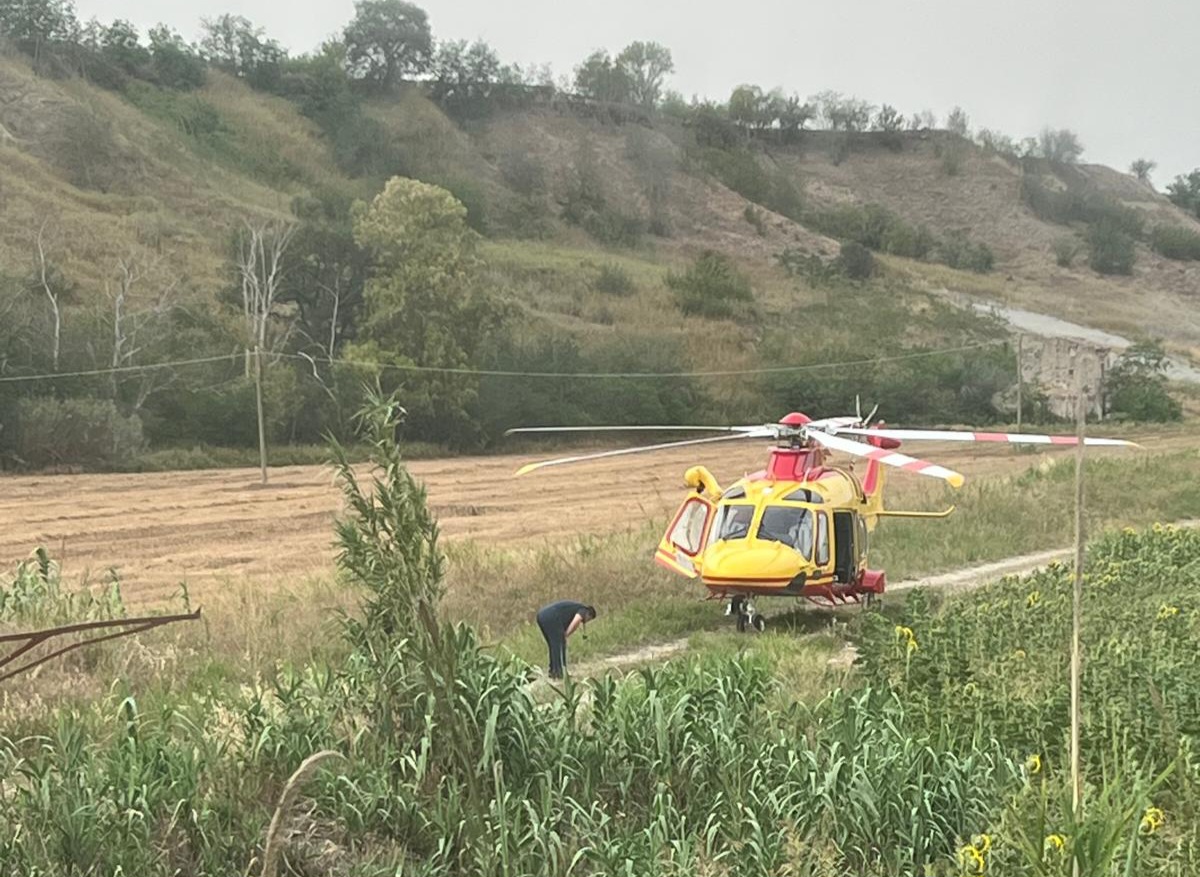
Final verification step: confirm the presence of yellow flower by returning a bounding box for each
[1140,806,1164,834]
[1013,649,1027,660]
[958,844,985,874]
[895,625,918,651]
[1025,753,1042,774]
[1026,591,1041,608]
[1157,604,1180,620]
[1045,834,1066,853]
[972,834,992,854]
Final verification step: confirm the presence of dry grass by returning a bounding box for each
[3,423,1190,607]
[0,56,339,302]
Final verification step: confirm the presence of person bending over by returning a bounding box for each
[535,600,596,679]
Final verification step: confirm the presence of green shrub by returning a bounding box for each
[1021,177,1144,237]
[1104,339,1182,421]
[881,221,936,260]
[836,240,874,279]
[1149,224,1200,261]
[1053,235,1080,267]
[13,398,145,469]
[666,250,753,318]
[743,204,767,235]
[938,232,994,273]
[1088,219,1137,275]
[593,263,635,295]
[696,147,805,221]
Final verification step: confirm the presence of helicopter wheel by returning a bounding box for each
[751,614,767,633]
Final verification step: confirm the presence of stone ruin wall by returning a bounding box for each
[1017,336,1115,419]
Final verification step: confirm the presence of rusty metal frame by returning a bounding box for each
[0,609,201,683]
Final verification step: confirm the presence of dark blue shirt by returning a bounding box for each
[537,600,589,634]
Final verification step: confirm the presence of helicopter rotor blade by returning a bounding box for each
[807,429,966,488]
[505,425,762,436]
[514,429,774,476]
[832,427,1140,448]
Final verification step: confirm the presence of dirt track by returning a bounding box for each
[1,428,1190,605]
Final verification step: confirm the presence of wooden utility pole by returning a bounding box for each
[1070,346,1086,876]
[1016,334,1024,433]
[255,344,268,485]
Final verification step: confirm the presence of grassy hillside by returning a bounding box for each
[0,42,1192,468]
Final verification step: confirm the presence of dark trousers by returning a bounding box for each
[536,612,568,678]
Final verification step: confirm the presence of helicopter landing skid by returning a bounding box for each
[725,595,766,633]
[806,585,883,614]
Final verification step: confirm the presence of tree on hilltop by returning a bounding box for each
[1166,169,1200,218]
[615,41,673,108]
[343,0,432,90]
[0,0,79,65]
[1129,158,1156,185]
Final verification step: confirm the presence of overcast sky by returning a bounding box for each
[78,0,1198,185]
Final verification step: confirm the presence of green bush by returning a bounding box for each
[881,221,936,260]
[1052,235,1080,267]
[696,147,805,221]
[938,231,994,273]
[666,250,753,318]
[593,263,635,295]
[13,397,145,469]
[1088,219,1137,275]
[1104,339,1182,421]
[1021,177,1144,237]
[1149,225,1200,261]
[837,240,874,279]
[743,204,767,235]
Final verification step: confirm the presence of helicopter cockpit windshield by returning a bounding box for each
[713,504,755,541]
[757,506,814,558]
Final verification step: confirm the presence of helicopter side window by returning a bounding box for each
[714,504,755,541]
[668,499,710,556]
[815,512,830,566]
[756,507,814,557]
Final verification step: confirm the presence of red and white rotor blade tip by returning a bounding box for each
[809,430,966,488]
[514,430,772,476]
[834,427,1139,448]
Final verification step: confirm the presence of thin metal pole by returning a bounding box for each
[255,344,268,485]
[1016,334,1024,433]
[1070,349,1086,875]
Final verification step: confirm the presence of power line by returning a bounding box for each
[278,340,1006,379]
[0,339,1006,385]
[0,354,240,384]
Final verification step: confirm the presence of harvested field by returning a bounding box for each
[1,427,1192,605]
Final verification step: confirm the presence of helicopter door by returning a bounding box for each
[654,496,715,579]
[833,511,858,583]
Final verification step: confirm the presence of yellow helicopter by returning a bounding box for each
[508,407,1136,631]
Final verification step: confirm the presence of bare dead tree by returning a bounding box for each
[34,220,62,372]
[237,220,297,364]
[235,219,297,484]
[106,252,180,409]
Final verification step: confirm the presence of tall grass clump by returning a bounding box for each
[593,262,637,295]
[666,250,754,318]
